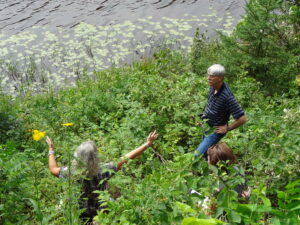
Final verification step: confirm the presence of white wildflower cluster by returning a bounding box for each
[0,11,237,96]
[282,107,300,121]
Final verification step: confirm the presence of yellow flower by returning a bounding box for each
[32,129,46,141]
[62,123,74,127]
[295,75,300,86]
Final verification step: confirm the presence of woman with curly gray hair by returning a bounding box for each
[46,131,158,224]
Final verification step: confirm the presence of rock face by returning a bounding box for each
[0,0,245,35]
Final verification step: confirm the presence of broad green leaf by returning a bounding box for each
[286,179,300,189]
[228,210,241,223]
[175,202,196,214]
[260,195,271,207]
[290,204,300,211]
[277,191,286,199]
[270,218,281,225]
[182,217,224,225]
[209,165,218,175]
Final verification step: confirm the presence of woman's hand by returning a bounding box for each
[46,136,55,150]
[146,130,159,146]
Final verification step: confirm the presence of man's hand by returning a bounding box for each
[146,130,159,146]
[214,125,228,134]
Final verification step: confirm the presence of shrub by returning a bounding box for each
[219,0,300,94]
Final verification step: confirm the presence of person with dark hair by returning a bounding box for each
[195,64,247,158]
[191,143,250,216]
[207,143,250,198]
[46,131,158,224]
[207,142,237,166]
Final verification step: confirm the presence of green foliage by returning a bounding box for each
[190,28,207,75]
[219,0,300,94]
[190,28,219,76]
[0,94,25,145]
[182,217,224,225]
[0,48,299,224]
[272,179,300,224]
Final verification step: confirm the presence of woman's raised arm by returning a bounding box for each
[46,136,60,177]
[117,130,159,170]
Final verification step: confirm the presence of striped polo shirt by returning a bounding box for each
[204,82,244,127]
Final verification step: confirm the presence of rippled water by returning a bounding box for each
[0,0,244,35]
[0,0,245,96]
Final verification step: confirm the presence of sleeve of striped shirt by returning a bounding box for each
[227,95,245,120]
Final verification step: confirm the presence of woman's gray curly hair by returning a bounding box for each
[73,140,100,177]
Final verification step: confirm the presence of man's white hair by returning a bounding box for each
[73,141,100,177]
[207,64,225,76]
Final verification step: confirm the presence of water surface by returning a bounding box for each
[0,0,246,96]
[1,0,245,35]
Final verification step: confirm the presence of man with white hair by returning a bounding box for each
[195,64,247,158]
